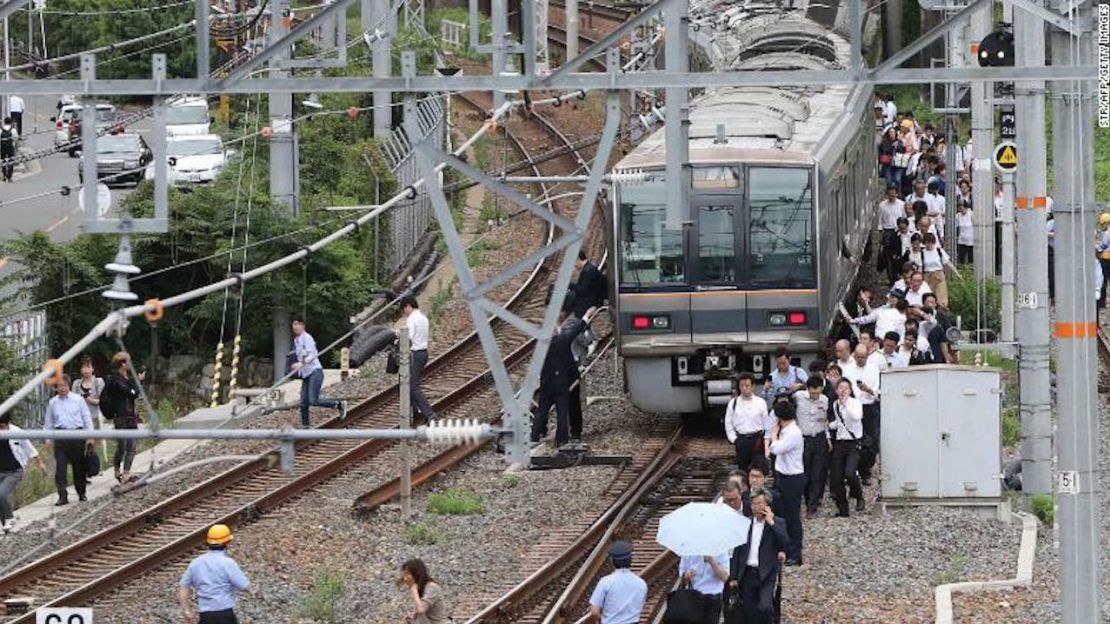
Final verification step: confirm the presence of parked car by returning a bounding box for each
[165,97,212,137]
[145,134,230,186]
[78,133,152,187]
[53,103,118,156]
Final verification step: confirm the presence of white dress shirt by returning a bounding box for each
[867,350,887,371]
[829,397,864,440]
[878,200,902,230]
[791,390,829,437]
[8,95,24,113]
[956,210,975,246]
[883,349,910,368]
[840,361,881,405]
[406,309,430,351]
[769,421,803,475]
[746,519,766,567]
[853,307,906,343]
[678,553,729,596]
[4,425,39,469]
[724,394,769,441]
[44,394,94,430]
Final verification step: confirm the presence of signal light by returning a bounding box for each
[977,30,1014,67]
[632,315,650,330]
[631,314,669,330]
[787,311,807,326]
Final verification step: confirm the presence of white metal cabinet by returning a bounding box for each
[879,365,1002,500]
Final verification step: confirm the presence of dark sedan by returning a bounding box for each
[78,133,152,187]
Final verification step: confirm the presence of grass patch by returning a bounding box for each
[1031,493,1054,526]
[466,238,500,267]
[948,269,1001,338]
[935,553,967,585]
[979,351,1016,373]
[297,567,347,624]
[472,134,493,172]
[478,195,508,231]
[500,474,521,488]
[427,488,484,515]
[404,522,439,546]
[1001,406,1020,448]
[428,281,455,322]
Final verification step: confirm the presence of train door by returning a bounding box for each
[688,195,747,343]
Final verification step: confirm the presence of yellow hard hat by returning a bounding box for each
[206,524,233,545]
[1100,213,1110,227]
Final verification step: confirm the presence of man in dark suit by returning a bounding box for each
[729,487,788,624]
[571,251,607,319]
[530,308,590,447]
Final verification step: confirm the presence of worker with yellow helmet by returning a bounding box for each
[1096,213,1110,309]
[177,524,250,624]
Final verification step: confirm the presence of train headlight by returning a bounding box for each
[769,313,787,326]
[631,314,670,330]
[652,316,670,329]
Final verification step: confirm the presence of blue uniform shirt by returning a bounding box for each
[43,394,93,431]
[179,550,250,613]
[589,568,647,624]
[761,365,808,406]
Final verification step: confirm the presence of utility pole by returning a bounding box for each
[882,0,902,60]
[566,0,579,63]
[1050,0,1102,619]
[491,0,509,109]
[371,0,392,137]
[942,8,962,257]
[1013,0,1051,497]
[662,0,688,231]
[969,4,996,286]
[2,16,9,121]
[270,0,299,383]
[398,327,412,518]
[1000,170,1015,341]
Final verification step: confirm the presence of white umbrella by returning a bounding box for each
[656,502,751,557]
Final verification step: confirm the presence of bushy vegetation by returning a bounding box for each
[947,270,1001,339]
[1001,406,1020,449]
[298,567,347,624]
[1031,494,1054,526]
[404,522,439,545]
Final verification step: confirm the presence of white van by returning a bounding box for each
[165,97,212,136]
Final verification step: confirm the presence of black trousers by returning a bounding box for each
[531,388,570,445]
[957,244,974,265]
[802,435,829,512]
[775,471,805,560]
[1048,246,1055,299]
[739,567,775,624]
[198,609,238,624]
[877,228,898,278]
[568,383,583,440]
[410,349,436,419]
[733,432,762,473]
[10,112,21,136]
[0,148,13,181]
[858,403,881,480]
[1100,258,1110,309]
[697,593,722,624]
[53,439,87,498]
[829,440,863,516]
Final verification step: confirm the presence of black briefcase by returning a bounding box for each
[773,568,783,624]
[661,586,704,624]
[385,348,400,374]
[85,448,101,478]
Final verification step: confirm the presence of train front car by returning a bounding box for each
[609,1,875,415]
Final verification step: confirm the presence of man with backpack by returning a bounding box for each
[1,117,17,183]
[760,347,807,405]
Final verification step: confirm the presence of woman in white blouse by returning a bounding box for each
[827,379,865,517]
[919,232,960,307]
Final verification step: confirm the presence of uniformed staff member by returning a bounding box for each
[587,541,647,623]
[178,524,250,624]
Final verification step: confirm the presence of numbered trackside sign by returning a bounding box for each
[993,141,1018,172]
[36,608,93,624]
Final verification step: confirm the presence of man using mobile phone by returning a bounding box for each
[840,345,881,485]
[729,488,788,624]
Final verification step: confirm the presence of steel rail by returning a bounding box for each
[464,427,684,624]
[0,99,555,621]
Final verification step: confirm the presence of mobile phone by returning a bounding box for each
[855,379,864,386]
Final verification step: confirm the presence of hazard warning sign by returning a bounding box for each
[993,141,1018,172]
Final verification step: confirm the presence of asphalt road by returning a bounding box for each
[0,95,151,300]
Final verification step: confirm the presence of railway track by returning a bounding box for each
[463,434,732,623]
[0,93,598,622]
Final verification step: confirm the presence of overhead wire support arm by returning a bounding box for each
[0,0,30,21]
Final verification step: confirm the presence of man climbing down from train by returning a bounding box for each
[760,347,807,405]
[531,307,593,448]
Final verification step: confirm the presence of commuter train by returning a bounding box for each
[607,0,877,414]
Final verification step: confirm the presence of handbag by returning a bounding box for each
[833,403,862,451]
[878,153,892,166]
[85,448,102,478]
[892,152,911,168]
[385,348,400,374]
[662,581,705,624]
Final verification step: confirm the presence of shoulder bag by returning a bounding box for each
[833,402,862,451]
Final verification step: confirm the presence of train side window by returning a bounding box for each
[618,178,686,285]
[747,167,815,287]
[693,166,740,190]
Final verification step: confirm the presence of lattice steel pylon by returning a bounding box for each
[400,48,620,464]
[535,0,550,71]
[403,0,425,32]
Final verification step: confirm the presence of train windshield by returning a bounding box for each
[747,167,815,287]
[619,178,685,285]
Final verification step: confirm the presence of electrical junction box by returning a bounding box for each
[879,365,1003,504]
